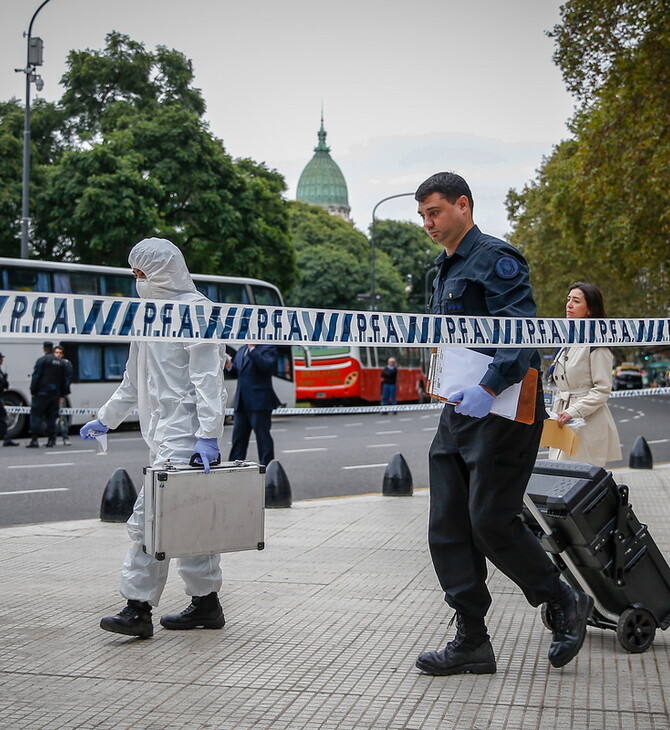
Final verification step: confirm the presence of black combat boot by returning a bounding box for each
[160,592,225,630]
[100,600,154,638]
[45,437,56,447]
[3,440,19,446]
[546,583,593,668]
[26,438,39,448]
[416,613,497,676]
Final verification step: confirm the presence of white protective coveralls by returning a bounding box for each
[98,238,226,606]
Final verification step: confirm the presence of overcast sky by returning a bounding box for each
[1,0,576,240]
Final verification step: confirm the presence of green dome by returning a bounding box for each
[296,119,350,209]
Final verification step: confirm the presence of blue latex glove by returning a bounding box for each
[192,437,220,474]
[80,418,109,440]
[448,386,496,419]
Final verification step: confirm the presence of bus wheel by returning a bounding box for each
[3,392,27,439]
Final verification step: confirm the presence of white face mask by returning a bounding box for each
[135,279,153,299]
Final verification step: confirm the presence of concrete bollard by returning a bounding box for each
[265,459,292,508]
[382,453,413,496]
[100,468,137,522]
[629,435,653,469]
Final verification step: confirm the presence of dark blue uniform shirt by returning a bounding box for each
[430,225,542,396]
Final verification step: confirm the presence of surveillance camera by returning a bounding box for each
[34,75,44,92]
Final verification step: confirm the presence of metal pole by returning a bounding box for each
[18,0,53,259]
[370,192,415,311]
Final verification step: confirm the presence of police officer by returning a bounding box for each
[414,172,593,675]
[0,353,19,446]
[26,341,70,448]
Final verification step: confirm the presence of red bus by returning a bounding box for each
[293,345,430,404]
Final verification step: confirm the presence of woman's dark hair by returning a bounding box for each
[568,281,607,318]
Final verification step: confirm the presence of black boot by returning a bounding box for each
[3,440,19,446]
[26,438,39,448]
[416,613,497,676]
[45,437,56,447]
[546,584,593,668]
[100,600,153,638]
[160,592,225,630]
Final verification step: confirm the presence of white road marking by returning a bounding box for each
[305,425,328,430]
[304,434,338,440]
[342,463,387,470]
[648,439,669,445]
[282,447,328,454]
[8,463,75,469]
[345,423,364,427]
[0,487,70,495]
[376,430,402,435]
[366,443,398,448]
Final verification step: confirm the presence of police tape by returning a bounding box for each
[5,387,669,419]
[1,290,669,348]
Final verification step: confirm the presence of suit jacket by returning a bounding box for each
[228,345,281,412]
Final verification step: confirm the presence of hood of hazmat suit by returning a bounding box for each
[98,238,226,466]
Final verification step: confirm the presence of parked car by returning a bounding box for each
[612,365,644,391]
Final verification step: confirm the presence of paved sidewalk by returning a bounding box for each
[1,466,670,730]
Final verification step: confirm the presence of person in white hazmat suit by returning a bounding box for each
[80,238,226,639]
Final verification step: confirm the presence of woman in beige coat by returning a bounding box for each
[548,282,622,467]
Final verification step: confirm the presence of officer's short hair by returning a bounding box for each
[415,172,474,212]
[43,340,54,351]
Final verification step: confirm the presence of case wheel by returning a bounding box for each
[616,607,656,653]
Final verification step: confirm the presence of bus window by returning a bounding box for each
[104,345,130,380]
[101,275,135,297]
[218,282,250,304]
[195,282,218,300]
[251,285,281,307]
[275,345,293,381]
[5,267,50,292]
[77,345,103,380]
[57,271,99,295]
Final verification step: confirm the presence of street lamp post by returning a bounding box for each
[15,0,53,259]
[370,192,415,311]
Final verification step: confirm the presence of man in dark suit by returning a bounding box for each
[226,345,280,466]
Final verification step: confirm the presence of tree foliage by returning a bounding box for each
[286,201,407,311]
[371,219,442,312]
[0,32,297,292]
[507,0,670,318]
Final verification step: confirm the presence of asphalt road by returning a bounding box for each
[0,394,668,528]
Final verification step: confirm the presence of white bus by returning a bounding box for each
[0,257,295,438]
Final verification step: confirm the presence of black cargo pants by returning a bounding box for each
[428,405,562,618]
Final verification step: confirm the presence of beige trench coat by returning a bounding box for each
[548,346,622,467]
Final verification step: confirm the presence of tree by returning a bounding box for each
[0,32,297,292]
[371,219,442,312]
[286,201,407,310]
[507,0,670,317]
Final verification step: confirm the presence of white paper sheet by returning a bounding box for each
[428,347,522,420]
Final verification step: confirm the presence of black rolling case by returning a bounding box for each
[523,459,670,653]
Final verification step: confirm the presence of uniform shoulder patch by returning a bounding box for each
[495,255,520,279]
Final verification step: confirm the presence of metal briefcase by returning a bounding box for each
[142,460,266,561]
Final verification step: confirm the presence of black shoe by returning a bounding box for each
[3,440,19,446]
[100,600,153,638]
[416,613,496,676]
[160,592,225,630]
[547,587,594,668]
[416,639,496,676]
[26,439,39,448]
[45,438,56,447]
